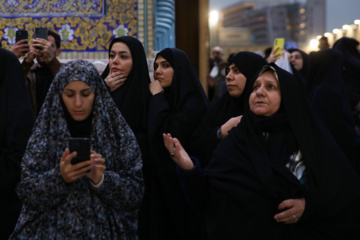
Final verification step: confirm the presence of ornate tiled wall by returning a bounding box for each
[0,0,140,59]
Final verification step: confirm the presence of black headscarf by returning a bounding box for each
[101,36,151,189]
[204,63,360,239]
[332,37,360,106]
[149,48,208,144]
[190,51,267,166]
[307,49,360,174]
[144,48,208,239]
[101,36,151,134]
[0,49,34,239]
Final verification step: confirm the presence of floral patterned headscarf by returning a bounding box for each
[23,59,142,185]
[15,60,144,238]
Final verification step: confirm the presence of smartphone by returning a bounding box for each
[273,38,285,59]
[69,137,90,165]
[16,30,28,43]
[34,27,48,39]
[34,27,48,50]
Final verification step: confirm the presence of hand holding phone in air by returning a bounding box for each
[11,30,29,58]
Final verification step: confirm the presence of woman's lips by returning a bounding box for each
[73,110,85,115]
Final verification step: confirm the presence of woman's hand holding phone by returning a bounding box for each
[60,148,92,183]
[60,149,105,184]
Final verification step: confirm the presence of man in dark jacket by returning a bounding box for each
[21,30,62,116]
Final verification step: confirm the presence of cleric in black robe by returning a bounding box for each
[146,48,208,239]
[190,51,267,167]
[0,49,34,239]
[204,63,360,239]
[307,49,360,174]
[332,37,360,110]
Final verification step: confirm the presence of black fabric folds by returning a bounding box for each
[307,49,360,174]
[204,63,360,239]
[35,67,53,115]
[332,37,360,107]
[0,49,34,239]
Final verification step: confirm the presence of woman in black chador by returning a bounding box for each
[0,48,34,239]
[288,48,310,85]
[165,63,360,239]
[307,48,360,174]
[191,51,267,166]
[144,48,208,239]
[101,36,151,173]
[332,37,360,112]
[101,38,152,233]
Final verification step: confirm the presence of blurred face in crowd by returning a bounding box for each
[154,56,174,88]
[62,81,95,121]
[249,70,281,117]
[212,46,223,63]
[109,42,133,76]
[226,63,247,98]
[318,38,330,50]
[290,51,303,71]
[37,35,60,65]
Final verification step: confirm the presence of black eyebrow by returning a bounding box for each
[63,88,92,92]
[110,50,129,54]
[156,60,170,64]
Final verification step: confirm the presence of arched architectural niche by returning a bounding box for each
[154,0,175,51]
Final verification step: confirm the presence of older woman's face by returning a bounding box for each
[290,51,303,71]
[62,81,95,121]
[154,55,174,88]
[109,42,133,76]
[226,63,247,98]
[249,71,281,116]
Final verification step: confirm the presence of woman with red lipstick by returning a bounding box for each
[11,60,144,239]
[145,48,208,239]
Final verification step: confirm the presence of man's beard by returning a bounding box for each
[37,57,47,66]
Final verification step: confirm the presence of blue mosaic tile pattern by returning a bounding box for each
[0,0,138,52]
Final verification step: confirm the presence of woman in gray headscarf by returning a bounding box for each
[10,60,144,239]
